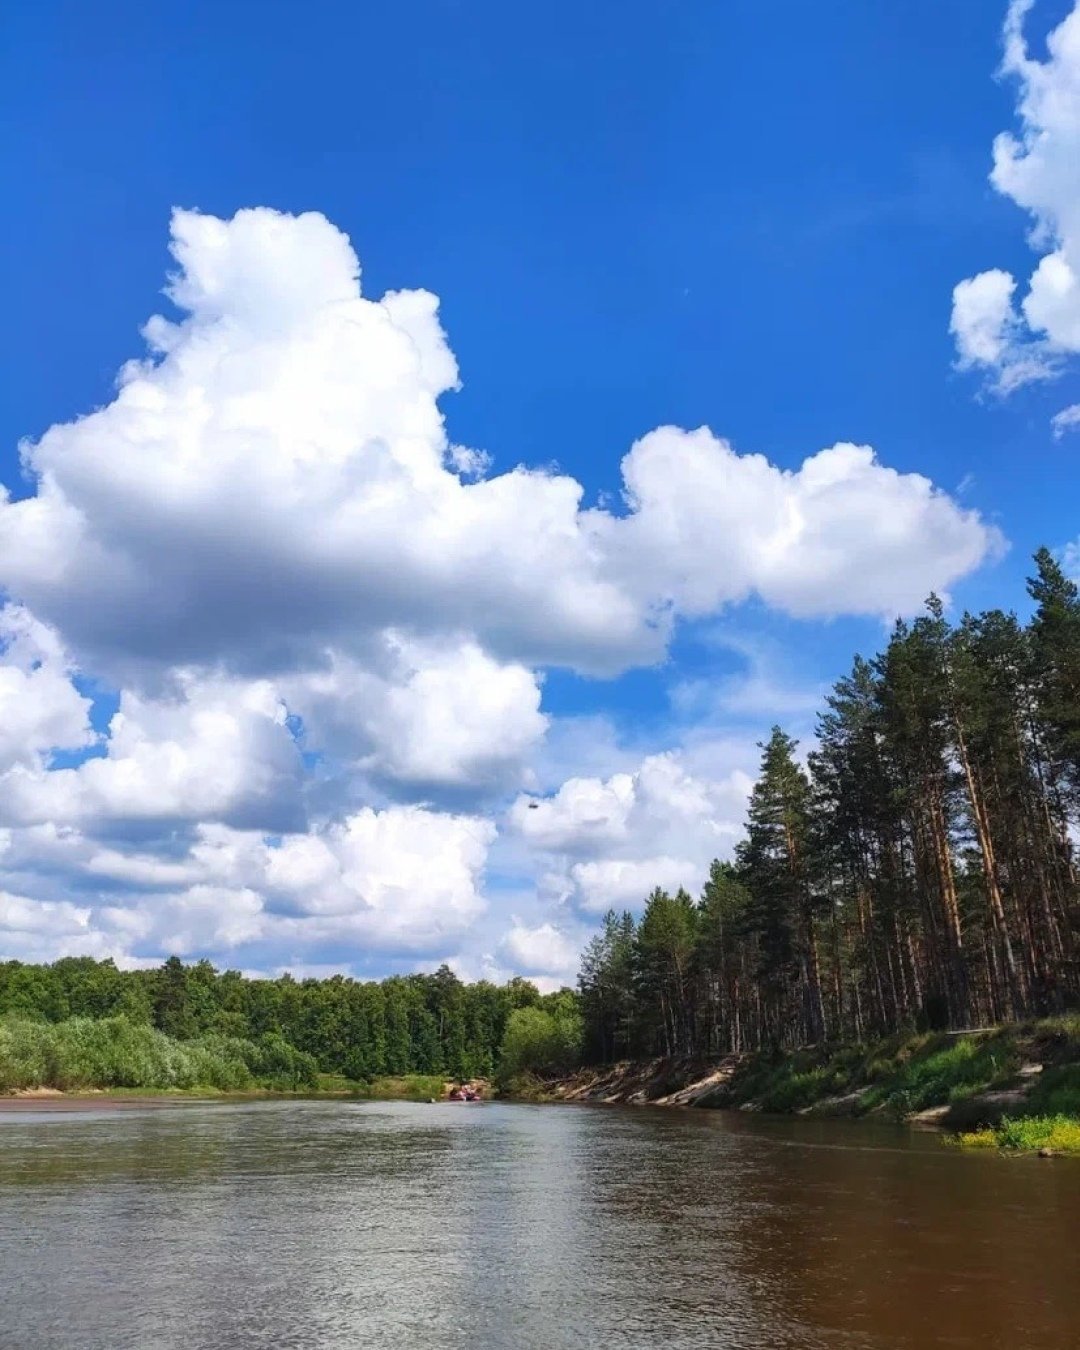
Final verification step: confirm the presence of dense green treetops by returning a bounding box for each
[0,1015,319,1093]
[576,553,1080,1061]
[0,956,566,1084]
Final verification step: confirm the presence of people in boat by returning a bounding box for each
[447,1084,481,1101]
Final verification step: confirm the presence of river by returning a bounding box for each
[0,1098,1077,1348]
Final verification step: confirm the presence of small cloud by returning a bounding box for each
[446,444,492,479]
[670,629,825,725]
[1051,403,1080,438]
[499,921,579,977]
[949,1,1080,397]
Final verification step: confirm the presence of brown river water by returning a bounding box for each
[0,1098,1077,1348]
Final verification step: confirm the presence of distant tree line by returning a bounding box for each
[578,551,1080,1060]
[0,1015,321,1094]
[0,955,564,1081]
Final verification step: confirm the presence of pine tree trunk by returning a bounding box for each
[953,719,1024,1017]
[927,789,966,1023]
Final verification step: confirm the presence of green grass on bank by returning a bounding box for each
[316,1073,465,1100]
[713,1016,1080,1126]
[0,1015,319,1094]
[352,1074,448,1101]
[717,1031,1016,1116]
[1022,1062,1080,1117]
[956,1115,1080,1155]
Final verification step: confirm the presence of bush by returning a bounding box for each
[958,1115,1080,1154]
[1025,1064,1080,1118]
[497,1006,582,1086]
[857,1035,1016,1115]
[0,1015,318,1093]
[237,1033,319,1091]
[0,1019,50,1091]
[360,1074,447,1101]
[761,1068,830,1113]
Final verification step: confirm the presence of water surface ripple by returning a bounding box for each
[1,1099,1077,1348]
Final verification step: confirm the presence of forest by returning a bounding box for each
[577,550,1080,1062]
[0,954,577,1086]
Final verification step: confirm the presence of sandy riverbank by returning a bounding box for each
[530,1019,1080,1139]
[0,1076,492,1111]
[0,1091,224,1112]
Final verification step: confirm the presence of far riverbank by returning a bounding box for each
[0,1074,491,1111]
[525,1017,1080,1154]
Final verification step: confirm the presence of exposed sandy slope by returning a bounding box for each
[538,1023,1079,1132]
[542,1057,741,1107]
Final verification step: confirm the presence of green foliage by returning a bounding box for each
[153,956,198,1040]
[737,728,819,1044]
[760,1068,830,1114]
[236,1032,320,1091]
[0,1016,318,1093]
[857,1035,1019,1115]
[716,1047,845,1114]
[1025,1064,1080,1118]
[578,910,637,1061]
[1027,1012,1080,1053]
[715,1028,1032,1118]
[496,1004,583,1086]
[0,956,568,1087]
[636,887,698,1056]
[357,1074,447,1101]
[575,553,1080,1067]
[958,1115,1080,1154]
[704,1020,1080,1156]
[1028,548,1080,809]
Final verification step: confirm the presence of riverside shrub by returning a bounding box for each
[497,1004,583,1086]
[0,1016,318,1093]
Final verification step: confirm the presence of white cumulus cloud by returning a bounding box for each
[951,0,1080,413]
[285,636,547,792]
[567,857,706,914]
[510,751,751,916]
[0,805,495,967]
[0,207,997,688]
[0,204,1007,975]
[0,606,94,771]
[499,922,580,979]
[0,673,303,832]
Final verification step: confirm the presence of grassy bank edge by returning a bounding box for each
[952,1115,1080,1155]
[0,1086,351,1106]
[1,1073,463,1104]
[528,1016,1080,1155]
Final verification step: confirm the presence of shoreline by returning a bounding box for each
[0,1087,361,1112]
[523,1018,1080,1154]
[0,1074,491,1112]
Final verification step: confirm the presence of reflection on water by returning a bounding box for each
[1,1100,1078,1348]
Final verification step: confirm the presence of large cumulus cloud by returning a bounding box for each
[0,205,1002,976]
[2,207,996,683]
[0,810,495,964]
[508,751,753,915]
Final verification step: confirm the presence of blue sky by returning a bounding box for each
[0,0,1078,984]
